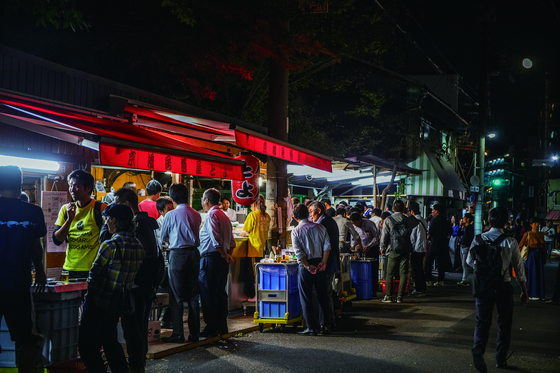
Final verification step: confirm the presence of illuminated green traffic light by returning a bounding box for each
[493,179,501,186]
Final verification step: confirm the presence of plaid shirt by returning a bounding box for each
[86,231,144,312]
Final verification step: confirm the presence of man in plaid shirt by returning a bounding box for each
[79,204,144,373]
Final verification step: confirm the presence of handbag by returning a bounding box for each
[520,232,530,261]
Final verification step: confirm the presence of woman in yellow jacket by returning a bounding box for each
[240,194,271,259]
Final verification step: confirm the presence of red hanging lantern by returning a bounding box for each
[232,154,260,207]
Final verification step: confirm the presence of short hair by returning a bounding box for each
[345,206,352,215]
[309,201,325,215]
[292,197,300,204]
[157,196,173,212]
[0,165,23,191]
[530,216,541,225]
[68,169,94,194]
[349,212,362,222]
[114,188,139,209]
[393,200,404,212]
[146,179,162,196]
[203,188,221,206]
[464,213,474,223]
[169,183,189,204]
[103,203,135,232]
[373,208,383,216]
[338,201,348,207]
[381,212,391,220]
[293,203,309,220]
[304,200,312,206]
[320,198,331,205]
[489,206,508,228]
[303,197,311,203]
[122,181,137,192]
[409,203,420,215]
[222,197,230,203]
[432,204,445,214]
[336,207,346,216]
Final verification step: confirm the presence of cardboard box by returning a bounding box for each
[152,293,169,307]
[147,320,161,342]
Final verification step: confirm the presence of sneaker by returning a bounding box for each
[457,280,470,286]
[426,281,434,287]
[382,295,394,303]
[529,297,540,301]
[396,296,403,303]
[437,281,445,287]
[546,299,559,304]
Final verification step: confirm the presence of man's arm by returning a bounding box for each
[54,203,75,244]
[318,229,331,271]
[380,218,391,254]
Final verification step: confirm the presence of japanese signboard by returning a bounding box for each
[232,154,260,207]
[99,143,244,180]
[234,130,332,172]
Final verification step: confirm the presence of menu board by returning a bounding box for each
[41,191,68,253]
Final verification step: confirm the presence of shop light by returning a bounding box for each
[0,154,59,173]
[258,176,263,186]
[351,175,400,186]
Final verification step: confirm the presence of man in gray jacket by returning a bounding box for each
[409,203,428,296]
[380,200,418,303]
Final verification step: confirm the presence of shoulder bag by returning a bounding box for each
[520,232,530,261]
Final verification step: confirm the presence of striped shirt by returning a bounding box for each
[86,231,144,312]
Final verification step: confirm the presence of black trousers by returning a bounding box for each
[473,283,514,365]
[424,245,448,282]
[79,298,128,373]
[411,252,427,292]
[199,252,230,335]
[168,248,200,337]
[298,259,330,331]
[121,286,154,368]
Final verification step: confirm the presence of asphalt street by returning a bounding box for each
[147,261,560,373]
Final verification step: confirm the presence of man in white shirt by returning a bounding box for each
[369,208,383,228]
[467,206,528,372]
[291,203,331,336]
[333,207,361,253]
[221,197,237,222]
[541,220,555,261]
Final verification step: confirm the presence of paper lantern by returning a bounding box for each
[232,154,260,207]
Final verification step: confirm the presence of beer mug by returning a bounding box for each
[60,270,69,283]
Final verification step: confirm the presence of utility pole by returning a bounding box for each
[475,3,490,235]
[266,16,289,248]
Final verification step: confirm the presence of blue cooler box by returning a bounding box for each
[258,264,301,319]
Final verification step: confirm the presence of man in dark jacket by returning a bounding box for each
[424,204,453,287]
[308,201,340,333]
[100,188,160,373]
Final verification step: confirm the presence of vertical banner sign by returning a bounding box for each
[42,191,69,253]
[232,154,260,207]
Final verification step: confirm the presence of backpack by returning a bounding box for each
[387,215,415,255]
[470,233,509,298]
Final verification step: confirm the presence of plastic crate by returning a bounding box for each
[381,280,409,294]
[350,260,372,282]
[259,264,298,292]
[35,298,81,364]
[259,289,301,318]
[353,279,373,300]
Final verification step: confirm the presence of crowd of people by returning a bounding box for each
[2,163,559,373]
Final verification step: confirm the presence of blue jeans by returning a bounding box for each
[121,286,154,368]
[79,298,128,373]
[545,241,554,259]
[473,282,514,365]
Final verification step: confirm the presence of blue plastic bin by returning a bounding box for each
[259,264,298,292]
[353,279,373,300]
[351,260,372,282]
[259,289,301,318]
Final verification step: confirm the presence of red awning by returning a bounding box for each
[545,209,560,221]
[233,127,332,172]
[0,96,244,180]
